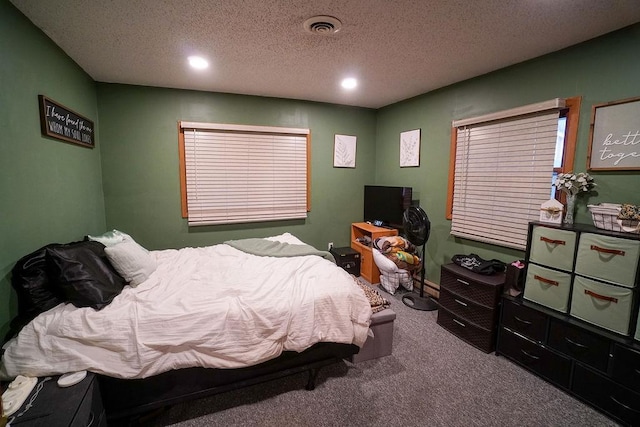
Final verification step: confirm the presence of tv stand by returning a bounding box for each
[350,222,398,284]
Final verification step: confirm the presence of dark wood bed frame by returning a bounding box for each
[98,342,359,424]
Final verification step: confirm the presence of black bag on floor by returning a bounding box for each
[451,253,506,275]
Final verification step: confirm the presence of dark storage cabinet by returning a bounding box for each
[437,263,504,353]
[4,372,106,426]
[330,246,361,277]
[497,222,640,426]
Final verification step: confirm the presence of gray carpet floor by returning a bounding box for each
[146,286,620,427]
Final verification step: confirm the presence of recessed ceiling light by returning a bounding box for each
[341,78,358,90]
[188,56,209,70]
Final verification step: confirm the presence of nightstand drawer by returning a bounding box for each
[575,233,640,288]
[501,298,547,342]
[530,226,577,272]
[439,287,496,330]
[498,327,571,388]
[440,264,503,307]
[547,317,610,373]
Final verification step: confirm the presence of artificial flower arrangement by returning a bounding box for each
[552,172,596,224]
[553,172,596,195]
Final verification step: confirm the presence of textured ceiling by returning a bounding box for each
[10,0,640,108]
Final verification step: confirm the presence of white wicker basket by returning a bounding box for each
[588,203,640,234]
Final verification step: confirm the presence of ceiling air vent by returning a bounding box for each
[303,15,342,35]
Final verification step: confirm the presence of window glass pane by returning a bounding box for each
[554,117,566,168]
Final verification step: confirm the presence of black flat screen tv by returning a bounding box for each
[363,185,412,229]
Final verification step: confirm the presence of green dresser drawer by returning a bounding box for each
[635,308,640,342]
[529,226,577,272]
[575,233,640,288]
[570,276,634,335]
[524,264,572,313]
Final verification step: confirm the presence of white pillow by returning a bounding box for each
[88,229,135,247]
[372,248,401,273]
[105,241,157,287]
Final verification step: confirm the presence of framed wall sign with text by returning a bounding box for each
[587,96,640,171]
[39,95,95,148]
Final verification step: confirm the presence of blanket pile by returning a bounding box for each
[373,236,421,271]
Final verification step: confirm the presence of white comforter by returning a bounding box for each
[1,234,372,379]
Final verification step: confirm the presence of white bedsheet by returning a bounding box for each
[1,234,372,379]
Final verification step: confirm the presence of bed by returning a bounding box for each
[1,231,374,422]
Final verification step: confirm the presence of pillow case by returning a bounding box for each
[47,240,126,309]
[87,229,135,247]
[105,240,157,287]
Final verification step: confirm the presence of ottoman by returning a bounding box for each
[351,308,396,362]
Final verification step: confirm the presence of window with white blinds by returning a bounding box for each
[180,122,309,226]
[450,101,564,250]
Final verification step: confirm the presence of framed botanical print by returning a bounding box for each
[334,134,356,168]
[400,129,420,167]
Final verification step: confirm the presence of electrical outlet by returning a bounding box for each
[328,242,333,250]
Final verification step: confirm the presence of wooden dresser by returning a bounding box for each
[350,222,397,284]
[437,263,505,353]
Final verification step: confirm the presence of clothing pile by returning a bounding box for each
[374,236,421,271]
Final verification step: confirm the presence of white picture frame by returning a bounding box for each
[400,129,420,167]
[333,134,356,168]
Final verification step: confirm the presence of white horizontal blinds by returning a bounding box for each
[451,111,559,250]
[184,128,308,226]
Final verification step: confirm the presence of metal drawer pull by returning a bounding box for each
[454,299,468,307]
[534,275,559,286]
[456,279,470,286]
[564,337,588,349]
[590,245,625,256]
[584,289,618,303]
[520,349,540,360]
[540,236,565,245]
[610,395,640,414]
[453,319,466,327]
[514,316,532,326]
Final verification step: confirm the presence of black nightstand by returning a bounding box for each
[4,372,105,426]
[330,246,361,276]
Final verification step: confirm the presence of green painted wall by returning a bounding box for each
[2,0,639,340]
[375,24,640,283]
[96,84,377,251]
[0,0,105,337]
